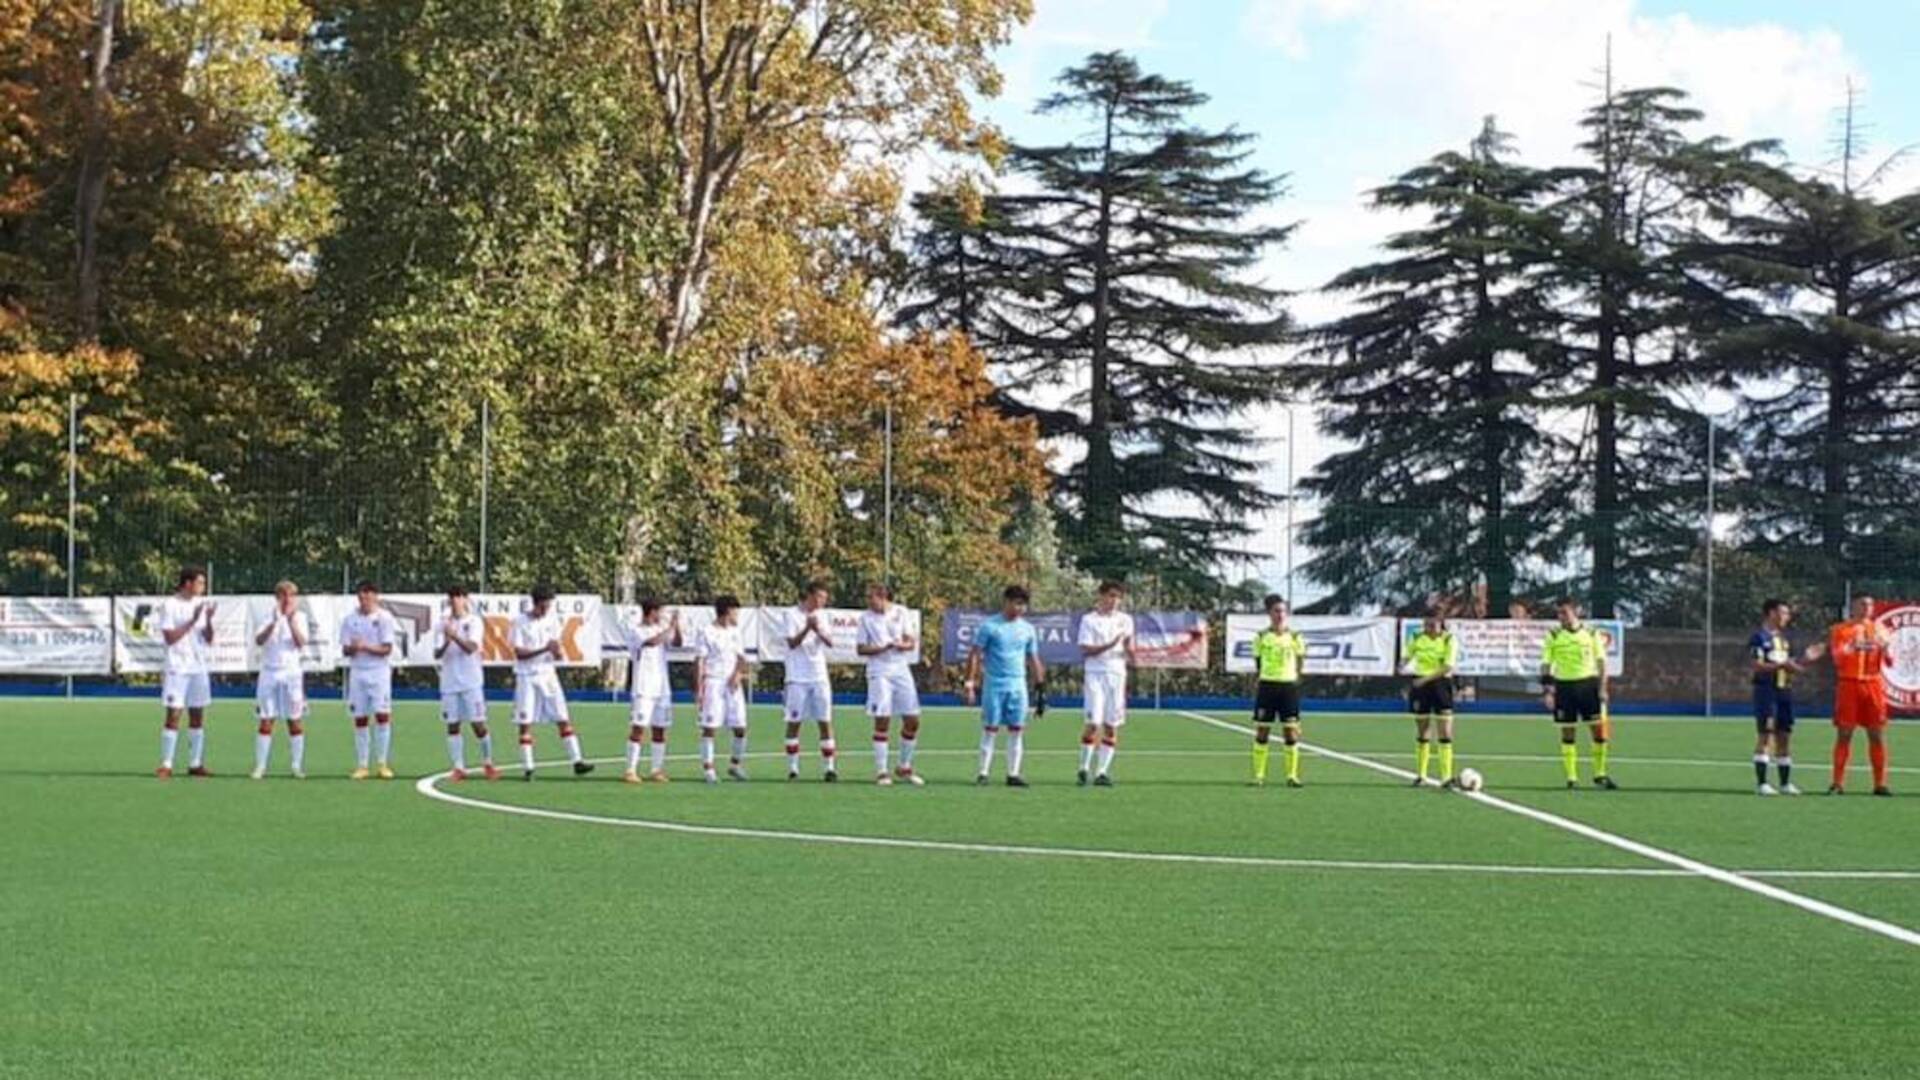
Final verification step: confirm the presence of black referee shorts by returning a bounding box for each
[1409,679,1455,716]
[1551,677,1602,725]
[1253,681,1301,725]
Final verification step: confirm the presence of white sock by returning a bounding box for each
[978,729,997,776]
[354,726,371,767]
[1097,740,1116,776]
[901,734,917,769]
[477,733,493,765]
[731,730,748,765]
[159,727,179,767]
[785,739,802,773]
[1079,737,1096,772]
[650,734,668,773]
[373,721,392,765]
[700,732,716,770]
[254,731,272,773]
[289,733,305,771]
[447,733,465,769]
[873,733,890,773]
[1008,729,1026,778]
[563,733,583,764]
[820,738,836,772]
[518,738,535,771]
[188,727,206,768]
[626,735,643,773]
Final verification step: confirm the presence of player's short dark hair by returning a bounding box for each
[1761,598,1788,616]
[867,582,892,600]
[640,597,663,617]
[803,580,830,599]
[1002,584,1030,604]
[176,565,205,588]
[354,579,378,594]
[447,584,469,599]
[1263,593,1286,612]
[1098,580,1126,596]
[1555,596,1579,610]
[714,594,740,616]
[531,583,556,603]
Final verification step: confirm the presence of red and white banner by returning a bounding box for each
[1871,601,1920,712]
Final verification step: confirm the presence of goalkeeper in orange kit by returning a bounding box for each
[1824,595,1894,797]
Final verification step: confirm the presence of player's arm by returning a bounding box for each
[693,645,706,687]
[288,613,306,649]
[199,601,217,643]
[963,642,983,704]
[512,628,544,661]
[730,653,748,688]
[254,615,276,646]
[1027,639,1045,689]
[448,620,479,654]
[363,622,394,657]
[161,608,195,646]
[856,621,888,657]
[1538,637,1555,705]
[785,615,812,649]
[640,623,675,649]
[341,620,358,658]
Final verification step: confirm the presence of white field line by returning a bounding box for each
[1178,711,1920,948]
[411,754,1920,883]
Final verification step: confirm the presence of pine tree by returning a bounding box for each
[1294,118,1570,612]
[1698,89,1920,596]
[903,52,1293,594]
[1546,71,1761,616]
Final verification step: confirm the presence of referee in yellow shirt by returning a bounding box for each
[1540,598,1617,790]
[1404,612,1460,788]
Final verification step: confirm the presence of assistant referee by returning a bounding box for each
[1540,598,1616,791]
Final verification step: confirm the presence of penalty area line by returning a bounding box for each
[1178,711,1920,949]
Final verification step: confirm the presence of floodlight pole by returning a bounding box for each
[67,393,77,699]
[1703,417,1715,718]
[479,398,490,593]
[884,394,894,584]
[1284,404,1296,607]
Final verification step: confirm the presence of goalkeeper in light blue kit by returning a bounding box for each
[963,584,1046,787]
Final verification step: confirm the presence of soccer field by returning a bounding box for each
[2,698,1915,1079]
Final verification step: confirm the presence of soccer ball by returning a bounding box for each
[1457,768,1484,792]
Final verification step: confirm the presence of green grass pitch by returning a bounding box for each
[2,697,1916,1078]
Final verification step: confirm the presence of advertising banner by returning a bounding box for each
[113,595,255,674]
[0,596,114,675]
[1870,600,1920,713]
[1398,618,1626,678]
[1130,612,1209,670]
[1225,614,1399,676]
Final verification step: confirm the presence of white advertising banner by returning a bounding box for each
[0,596,114,675]
[1398,618,1625,677]
[755,606,923,667]
[1225,614,1399,676]
[113,595,256,674]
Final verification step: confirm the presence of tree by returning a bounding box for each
[1294,118,1569,612]
[1698,90,1920,596]
[905,52,1294,593]
[1546,73,1759,616]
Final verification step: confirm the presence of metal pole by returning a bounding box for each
[1282,403,1297,607]
[67,393,77,699]
[479,398,490,592]
[1704,418,1715,718]
[883,395,893,584]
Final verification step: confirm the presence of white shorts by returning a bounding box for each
[866,670,920,718]
[630,693,672,729]
[254,668,306,720]
[514,675,570,725]
[346,669,393,718]
[1084,671,1128,727]
[784,681,832,724]
[161,671,212,711]
[699,678,747,730]
[441,688,487,724]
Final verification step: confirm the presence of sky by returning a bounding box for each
[962,0,1920,596]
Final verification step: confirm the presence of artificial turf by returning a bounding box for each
[1,697,1915,1078]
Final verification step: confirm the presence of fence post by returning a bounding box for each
[67,392,77,699]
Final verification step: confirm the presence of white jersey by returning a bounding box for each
[436,613,485,694]
[696,621,746,685]
[159,595,211,677]
[626,617,673,699]
[1078,610,1135,676]
[781,606,831,685]
[339,608,396,674]
[858,605,912,676]
[258,609,309,675]
[511,609,563,679]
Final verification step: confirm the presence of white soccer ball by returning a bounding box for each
[1457,768,1484,792]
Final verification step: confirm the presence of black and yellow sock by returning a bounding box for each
[1593,741,1610,779]
[1560,741,1579,783]
[1414,738,1432,781]
[1251,740,1270,782]
[1438,738,1455,781]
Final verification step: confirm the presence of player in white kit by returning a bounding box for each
[511,584,594,780]
[156,565,216,779]
[858,583,924,786]
[780,582,839,782]
[436,585,498,781]
[622,599,681,784]
[1076,580,1136,787]
[250,580,310,779]
[339,580,397,780]
[694,595,751,783]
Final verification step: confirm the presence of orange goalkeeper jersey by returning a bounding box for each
[1828,619,1891,682]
